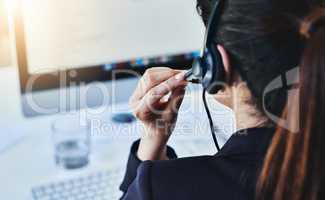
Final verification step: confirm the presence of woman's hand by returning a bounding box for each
[129,67,187,161]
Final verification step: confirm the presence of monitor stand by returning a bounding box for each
[111,113,136,123]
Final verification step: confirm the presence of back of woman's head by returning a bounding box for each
[196,0,316,116]
[196,0,325,199]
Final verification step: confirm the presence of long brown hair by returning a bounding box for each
[257,7,325,200]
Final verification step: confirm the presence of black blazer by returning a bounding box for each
[120,127,275,200]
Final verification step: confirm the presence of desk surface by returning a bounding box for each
[0,67,235,200]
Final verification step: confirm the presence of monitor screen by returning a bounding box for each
[20,0,204,74]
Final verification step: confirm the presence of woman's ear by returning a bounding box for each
[217,45,233,84]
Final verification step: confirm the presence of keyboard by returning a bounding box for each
[31,169,124,200]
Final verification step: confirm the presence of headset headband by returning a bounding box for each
[201,0,225,56]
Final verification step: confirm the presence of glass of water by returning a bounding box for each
[51,114,91,170]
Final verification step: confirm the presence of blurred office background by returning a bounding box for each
[0,0,11,67]
[0,0,21,123]
[0,1,234,199]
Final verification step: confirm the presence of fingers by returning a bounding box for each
[166,86,186,114]
[141,71,187,107]
[131,67,184,102]
[131,71,187,121]
[151,86,186,124]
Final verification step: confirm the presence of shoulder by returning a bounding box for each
[137,155,256,200]
[139,155,215,182]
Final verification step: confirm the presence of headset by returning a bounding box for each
[185,0,226,151]
[185,0,226,93]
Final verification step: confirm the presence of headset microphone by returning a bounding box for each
[185,0,226,151]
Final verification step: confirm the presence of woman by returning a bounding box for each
[119,0,325,199]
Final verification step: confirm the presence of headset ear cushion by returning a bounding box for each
[202,44,225,94]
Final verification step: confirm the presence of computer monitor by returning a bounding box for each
[12,0,205,117]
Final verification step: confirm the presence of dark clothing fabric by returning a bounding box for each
[120,127,275,200]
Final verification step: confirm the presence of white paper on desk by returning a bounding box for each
[0,125,26,154]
